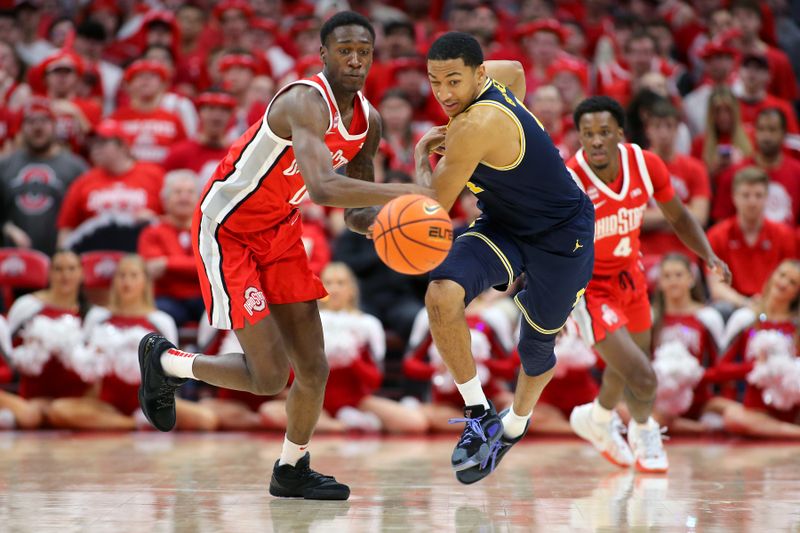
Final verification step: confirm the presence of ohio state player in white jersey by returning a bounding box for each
[565,96,731,473]
[136,12,433,501]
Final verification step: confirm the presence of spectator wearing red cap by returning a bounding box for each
[141,44,199,138]
[249,19,294,79]
[214,0,253,52]
[733,53,799,135]
[545,56,588,115]
[164,91,235,185]
[40,51,102,155]
[174,3,213,96]
[529,85,578,161]
[597,30,663,107]
[138,170,203,327]
[111,59,187,165]
[56,120,164,253]
[218,52,265,139]
[516,19,574,96]
[14,0,56,66]
[730,0,797,102]
[641,101,711,262]
[713,107,800,227]
[0,97,87,255]
[684,43,738,135]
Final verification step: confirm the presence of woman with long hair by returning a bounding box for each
[692,87,753,179]
[0,250,91,429]
[265,262,428,434]
[706,260,800,438]
[48,255,217,430]
[650,253,731,433]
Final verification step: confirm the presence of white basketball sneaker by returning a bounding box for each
[627,418,669,473]
[570,402,634,468]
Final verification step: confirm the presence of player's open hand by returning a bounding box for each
[416,126,447,155]
[707,255,732,285]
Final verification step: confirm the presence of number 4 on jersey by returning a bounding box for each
[612,236,632,257]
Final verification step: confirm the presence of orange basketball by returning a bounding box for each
[373,194,453,275]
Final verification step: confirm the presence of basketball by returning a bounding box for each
[372,194,453,275]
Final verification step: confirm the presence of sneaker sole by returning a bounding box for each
[138,333,158,430]
[269,486,350,500]
[634,460,668,474]
[571,413,632,469]
[601,450,633,469]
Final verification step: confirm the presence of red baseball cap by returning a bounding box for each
[195,91,237,110]
[515,19,566,43]
[21,96,54,120]
[213,0,253,21]
[546,58,589,90]
[124,59,171,83]
[91,119,127,143]
[700,42,738,60]
[41,51,83,75]
[218,54,260,75]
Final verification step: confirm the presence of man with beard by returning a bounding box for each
[712,107,800,226]
[0,97,87,255]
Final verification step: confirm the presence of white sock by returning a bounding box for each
[636,417,657,430]
[502,407,532,439]
[279,436,309,466]
[455,374,489,409]
[160,348,197,379]
[591,399,613,424]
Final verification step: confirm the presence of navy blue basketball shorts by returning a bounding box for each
[430,214,595,377]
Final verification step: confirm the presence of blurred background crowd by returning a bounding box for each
[1,0,800,437]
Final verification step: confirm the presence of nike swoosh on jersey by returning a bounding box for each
[423,204,441,215]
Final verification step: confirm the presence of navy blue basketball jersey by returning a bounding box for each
[463,78,587,237]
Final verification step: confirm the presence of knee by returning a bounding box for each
[293,353,329,390]
[14,403,43,430]
[518,331,556,377]
[193,409,219,432]
[626,362,657,398]
[250,362,291,396]
[425,281,465,316]
[394,411,429,435]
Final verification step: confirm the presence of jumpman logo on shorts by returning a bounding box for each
[573,239,583,253]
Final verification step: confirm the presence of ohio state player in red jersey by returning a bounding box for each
[136,12,432,501]
[566,96,730,474]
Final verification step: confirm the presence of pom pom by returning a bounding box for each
[652,341,704,417]
[9,315,84,376]
[554,327,596,378]
[321,311,375,369]
[67,323,152,385]
[747,354,800,411]
[746,330,794,361]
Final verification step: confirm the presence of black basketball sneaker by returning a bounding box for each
[269,453,350,500]
[456,408,530,484]
[449,401,504,471]
[138,332,187,432]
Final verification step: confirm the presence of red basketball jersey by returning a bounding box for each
[567,143,675,276]
[199,73,370,233]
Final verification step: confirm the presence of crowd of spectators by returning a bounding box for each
[1,0,800,436]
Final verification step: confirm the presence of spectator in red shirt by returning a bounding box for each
[529,85,578,160]
[706,167,796,308]
[387,57,447,127]
[545,57,588,116]
[735,53,799,134]
[730,0,798,102]
[138,170,203,327]
[163,91,235,185]
[218,53,261,139]
[377,89,424,180]
[597,30,661,107]
[642,101,711,261]
[713,108,800,226]
[516,19,572,95]
[692,87,753,180]
[111,60,187,165]
[213,0,252,52]
[57,120,164,253]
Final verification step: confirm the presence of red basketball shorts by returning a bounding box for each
[192,209,327,330]
[572,261,651,345]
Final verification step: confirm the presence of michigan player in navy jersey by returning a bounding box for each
[413,32,595,484]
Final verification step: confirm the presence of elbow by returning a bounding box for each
[306,182,331,205]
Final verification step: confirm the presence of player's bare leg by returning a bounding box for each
[425,279,504,471]
[511,368,555,421]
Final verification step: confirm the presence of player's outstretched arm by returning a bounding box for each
[274,87,434,208]
[343,104,382,235]
[414,110,491,211]
[483,60,526,100]
[658,195,732,284]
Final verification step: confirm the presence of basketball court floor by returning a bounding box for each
[1,432,799,532]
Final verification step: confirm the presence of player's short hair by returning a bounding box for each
[427,32,484,68]
[320,11,375,46]
[573,96,626,130]
[733,166,769,191]
[648,100,680,121]
[756,107,787,132]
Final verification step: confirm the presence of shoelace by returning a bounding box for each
[638,426,668,459]
[155,382,177,410]
[479,438,507,472]
[448,414,487,447]
[296,463,337,483]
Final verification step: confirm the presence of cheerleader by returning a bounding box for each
[196,321,346,432]
[650,253,731,433]
[0,250,91,429]
[47,255,218,431]
[404,291,517,432]
[707,260,800,438]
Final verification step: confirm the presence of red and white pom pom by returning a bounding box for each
[554,324,596,378]
[747,354,800,411]
[9,315,81,375]
[652,340,705,417]
[68,344,109,383]
[430,327,491,393]
[746,330,794,360]
[67,324,151,385]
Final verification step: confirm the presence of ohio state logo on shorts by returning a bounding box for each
[601,304,619,326]
[244,286,266,316]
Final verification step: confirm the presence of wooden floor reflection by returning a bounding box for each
[1,432,799,532]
